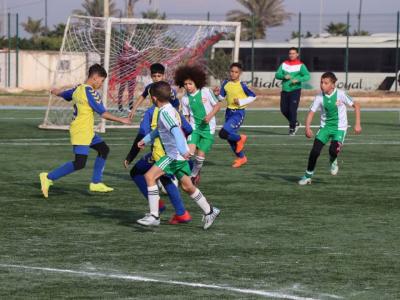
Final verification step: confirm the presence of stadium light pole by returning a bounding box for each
[104,0,109,18]
[357,0,363,34]
[44,0,47,29]
[319,0,324,35]
[395,11,399,92]
[251,13,255,86]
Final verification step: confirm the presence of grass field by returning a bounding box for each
[0,108,399,299]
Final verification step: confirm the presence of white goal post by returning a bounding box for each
[39,15,241,132]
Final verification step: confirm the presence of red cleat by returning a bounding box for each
[235,134,247,153]
[159,199,166,213]
[232,156,248,168]
[169,210,192,225]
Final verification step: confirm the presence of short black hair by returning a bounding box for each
[230,62,243,70]
[174,65,206,89]
[321,72,338,83]
[150,63,165,74]
[149,81,171,103]
[289,47,299,53]
[88,63,107,78]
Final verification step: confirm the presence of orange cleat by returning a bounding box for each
[232,156,248,168]
[169,210,192,225]
[235,134,247,153]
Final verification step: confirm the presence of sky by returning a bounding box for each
[1,0,400,39]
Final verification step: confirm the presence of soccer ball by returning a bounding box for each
[156,177,179,195]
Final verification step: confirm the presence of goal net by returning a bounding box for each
[40,15,241,131]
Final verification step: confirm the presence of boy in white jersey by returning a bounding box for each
[137,81,220,229]
[299,72,362,185]
[175,65,221,185]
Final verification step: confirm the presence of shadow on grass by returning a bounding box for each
[257,172,325,184]
[85,205,142,227]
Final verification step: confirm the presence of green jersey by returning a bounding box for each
[275,59,310,92]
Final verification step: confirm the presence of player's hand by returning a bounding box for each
[203,114,212,124]
[354,124,362,135]
[305,127,313,138]
[50,88,61,96]
[123,160,130,169]
[138,140,145,149]
[213,86,220,96]
[120,117,132,125]
[284,74,291,80]
[291,79,299,84]
[233,98,240,105]
[128,110,135,120]
[182,152,191,160]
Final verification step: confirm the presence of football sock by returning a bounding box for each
[191,156,205,177]
[190,188,211,214]
[161,178,186,216]
[92,157,106,183]
[48,162,75,181]
[305,170,314,178]
[148,185,160,218]
[307,139,324,172]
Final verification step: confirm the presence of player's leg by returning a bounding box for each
[299,135,327,185]
[329,130,346,176]
[180,174,220,230]
[127,80,136,111]
[40,146,89,198]
[288,89,301,135]
[280,91,290,124]
[89,135,112,192]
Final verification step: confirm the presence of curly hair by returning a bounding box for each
[174,65,207,89]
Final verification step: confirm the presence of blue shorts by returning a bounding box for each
[73,134,104,155]
[223,108,245,134]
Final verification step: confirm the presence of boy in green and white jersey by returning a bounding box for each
[299,72,362,185]
[175,65,221,185]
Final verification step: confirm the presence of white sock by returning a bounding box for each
[191,156,205,177]
[190,188,211,214]
[147,185,160,218]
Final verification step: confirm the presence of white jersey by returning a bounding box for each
[310,89,354,131]
[157,103,189,161]
[181,87,219,134]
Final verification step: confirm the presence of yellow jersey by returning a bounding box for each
[219,80,256,109]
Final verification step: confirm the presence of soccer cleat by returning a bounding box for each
[159,199,166,213]
[232,156,248,168]
[330,159,339,176]
[298,176,312,185]
[39,172,53,198]
[202,207,221,230]
[89,182,114,193]
[294,121,301,134]
[137,213,160,226]
[169,210,192,225]
[235,134,248,153]
[289,128,296,136]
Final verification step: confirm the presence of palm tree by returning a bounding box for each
[226,0,291,40]
[141,9,166,20]
[21,17,44,40]
[325,22,348,36]
[73,0,120,17]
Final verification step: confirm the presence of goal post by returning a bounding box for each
[39,15,241,132]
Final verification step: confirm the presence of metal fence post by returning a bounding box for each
[345,12,350,89]
[395,11,399,92]
[251,13,255,86]
[16,13,19,88]
[7,13,11,88]
[298,12,302,55]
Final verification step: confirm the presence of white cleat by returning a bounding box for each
[202,207,220,230]
[298,176,312,185]
[137,213,160,226]
[330,159,339,176]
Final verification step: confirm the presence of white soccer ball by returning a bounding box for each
[156,177,179,195]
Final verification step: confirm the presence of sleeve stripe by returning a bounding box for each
[162,111,177,128]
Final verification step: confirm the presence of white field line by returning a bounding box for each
[0,263,340,300]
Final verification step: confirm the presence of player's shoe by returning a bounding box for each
[89,183,114,193]
[137,213,160,226]
[169,210,192,225]
[330,159,339,176]
[289,128,296,136]
[159,199,166,213]
[39,172,53,198]
[232,156,247,168]
[298,176,312,185]
[294,121,301,134]
[191,171,201,186]
[202,206,220,230]
[235,134,247,153]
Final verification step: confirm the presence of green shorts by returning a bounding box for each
[316,127,346,144]
[155,156,191,180]
[187,130,214,153]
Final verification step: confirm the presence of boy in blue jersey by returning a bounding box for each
[39,64,131,198]
[217,63,256,168]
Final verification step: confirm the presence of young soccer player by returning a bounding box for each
[174,65,221,185]
[275,47,310,135]
[298,72,362,185]
[124,100,193,224]
[136,81,220,229]
[39,64,131,198]
[128,63,179,119]
[217,63,256,168]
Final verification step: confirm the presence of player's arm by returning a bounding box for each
[171,127,190,160]
[86,87,131,124]
[235,83,256,106]
[305,111,315,138]
[204,89,221,124]
[352,102,362,134]
[138,129,159,149]
[124,133,145,168]
[51,87,76,101]
[128,95,145,119]
[275,64,288,80]
[298,64,311,82]
[218,80,228,101]
[181,95,191,122]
